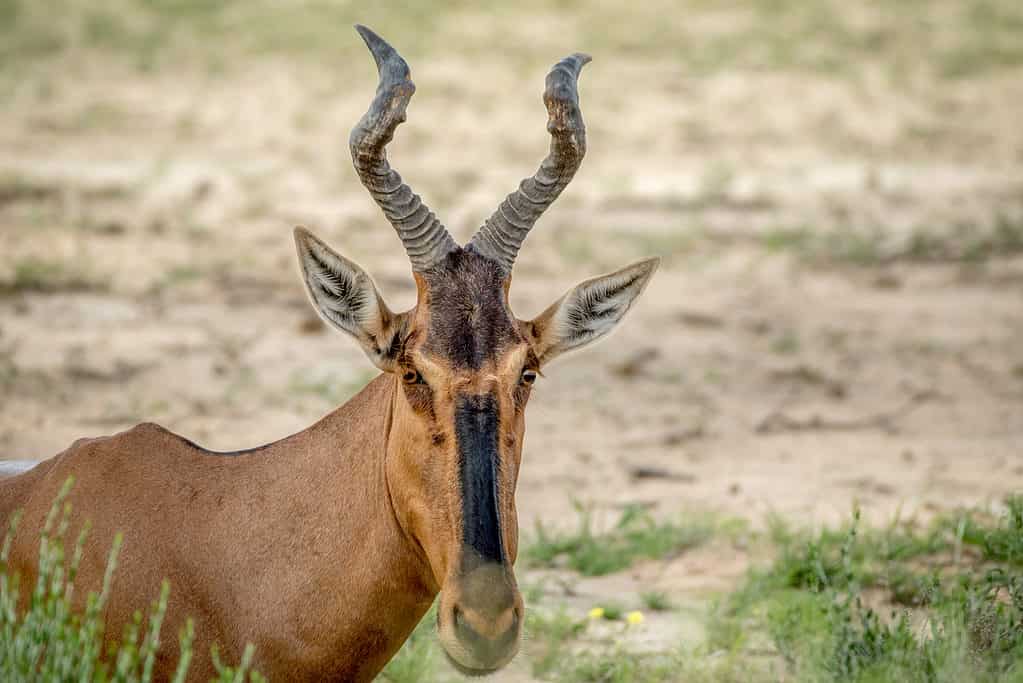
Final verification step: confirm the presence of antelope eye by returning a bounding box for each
[520,369,538,385]
[402,369,424,385]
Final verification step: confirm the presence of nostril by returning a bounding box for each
[453,606,479,645]
[456,606,520,642]
[495,609,520,649]
[505,608,520,635]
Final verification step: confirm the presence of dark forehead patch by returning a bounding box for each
[422,249,520,369]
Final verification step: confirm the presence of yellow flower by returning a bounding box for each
[626,610,645,626]
[588,607,605,620]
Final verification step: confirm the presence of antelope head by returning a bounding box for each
[294,26,658,675]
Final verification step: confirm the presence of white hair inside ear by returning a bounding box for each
[293,227,408,371]
[527,257,659,367]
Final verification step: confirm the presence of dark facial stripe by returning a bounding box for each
[455,393,504,564]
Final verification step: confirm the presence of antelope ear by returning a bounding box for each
[294,227,407,371]
[526,258,659,367]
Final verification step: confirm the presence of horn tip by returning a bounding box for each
[354,24,389,55]
[354,24,375,42]
[354,23,406,75]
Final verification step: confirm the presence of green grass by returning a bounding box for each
[0,1,462,76]
[145,264,205,297]
[593,602,624,621]
[958,495,1023,565]
[520,498,1023,683]
[2,0,1022,82]
[0,257,108,295]
[640,590,672,612]
[0,477,263,681]
[712,501,1023,683]
[525,503,714,576]
[762,226,814,253]
[556,648,680,683]
[760,217,1023,266]
[770,330,801,355]
[527,608,588,679]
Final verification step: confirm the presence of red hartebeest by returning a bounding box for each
[0,26,658,681]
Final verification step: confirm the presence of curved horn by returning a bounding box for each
[350,25,458,272]
[468,53,591,274]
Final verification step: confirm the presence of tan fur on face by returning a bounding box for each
[388,336,528,584]
[381,274,530,672]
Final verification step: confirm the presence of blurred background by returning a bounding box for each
[1,1,1021,680]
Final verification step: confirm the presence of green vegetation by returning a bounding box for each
[371,497,1023,682]
[0,1,457,76]
[528,608,588,679]
[0,478,263,681]
[525,503,714,576]
[554,648,680,683]
[770,330,801,355]
[1,0,1022,81]
[593,602,624,622]
[712,500,1023,683]
[640,590,672,612]
[760,217,1023,266]
[0,257,108,295]
[520,498,1023,682]
[529,607,704,682]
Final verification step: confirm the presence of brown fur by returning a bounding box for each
[420,251,520,369]
[0,376,436,682]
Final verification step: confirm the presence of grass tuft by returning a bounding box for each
[525,503,714,576]
[559,648,679,683]
[527,608,587,679]
[0,257,108,295]
[640,590,672,612]
[761,217,1023,266]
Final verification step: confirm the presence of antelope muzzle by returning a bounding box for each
[438,559,523,675]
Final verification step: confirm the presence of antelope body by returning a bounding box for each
[0,27,657,681]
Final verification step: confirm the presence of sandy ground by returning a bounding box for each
[1,5,1022,679]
